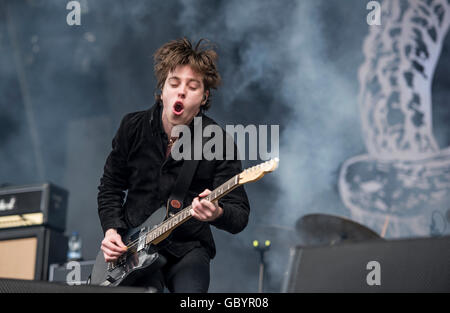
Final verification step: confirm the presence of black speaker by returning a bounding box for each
[282,235,450,292]
[0,278,151,293]
[0,226,67,281]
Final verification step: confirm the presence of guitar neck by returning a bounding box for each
[145,174,240,245]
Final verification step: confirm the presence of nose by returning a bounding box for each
[178,84,187,99]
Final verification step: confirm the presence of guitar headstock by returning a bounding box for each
[238,158,279,185]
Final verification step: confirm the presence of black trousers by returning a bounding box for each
[133,246,211,293]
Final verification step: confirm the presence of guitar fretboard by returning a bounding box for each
[145,174,239,245]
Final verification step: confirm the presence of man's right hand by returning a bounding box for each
[101,228,128,262]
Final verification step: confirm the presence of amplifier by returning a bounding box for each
[282,235,450,292]
[0,183,68,232]
[0,278,151,293]
[0,226,67,281]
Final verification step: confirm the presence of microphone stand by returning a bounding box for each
[253,240,271,293]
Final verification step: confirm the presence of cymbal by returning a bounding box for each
[295,213,381,246]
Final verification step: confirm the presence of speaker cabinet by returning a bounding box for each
[0,227,67,281]
[282,235,450,292]
[0,278,151,293]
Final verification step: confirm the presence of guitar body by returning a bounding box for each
[90,206,168,286]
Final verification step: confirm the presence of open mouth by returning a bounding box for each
[173,101,184,116]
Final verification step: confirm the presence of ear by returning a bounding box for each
[202,90,210,105]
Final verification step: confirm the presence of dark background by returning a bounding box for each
[0,0,449,292]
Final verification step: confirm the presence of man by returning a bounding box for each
[97,38,250,292]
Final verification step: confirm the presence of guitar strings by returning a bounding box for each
[116,208,192,263]
[111,214,194,267]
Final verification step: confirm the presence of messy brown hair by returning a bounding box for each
[153,37,221,110]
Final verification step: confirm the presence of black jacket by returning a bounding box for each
[97,102,250,259]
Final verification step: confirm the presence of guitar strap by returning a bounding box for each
[166,116,204,213]
[167,159,200,213]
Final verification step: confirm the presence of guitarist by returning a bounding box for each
[97,38,250,292]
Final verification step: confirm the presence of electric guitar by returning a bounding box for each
[89,158,279,287]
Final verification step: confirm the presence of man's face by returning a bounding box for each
[161,64,208,131]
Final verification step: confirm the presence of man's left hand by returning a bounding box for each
[191,189,223,222]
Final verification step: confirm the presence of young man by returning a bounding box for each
[97,38,250,292]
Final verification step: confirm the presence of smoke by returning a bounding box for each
[259,1,370,291]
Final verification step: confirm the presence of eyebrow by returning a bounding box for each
[168,76,201,84]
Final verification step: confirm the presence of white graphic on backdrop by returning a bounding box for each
[339,0,450,237]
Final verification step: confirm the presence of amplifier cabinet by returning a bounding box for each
[0,278,151,293]
[0,183,68,231]
[282,235,450,292]
[0,226,67,281]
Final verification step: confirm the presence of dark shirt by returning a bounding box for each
[97,102,250,259]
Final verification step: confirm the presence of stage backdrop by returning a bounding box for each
[0,0,449,292]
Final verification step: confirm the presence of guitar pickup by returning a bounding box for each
[137,235,146,251]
